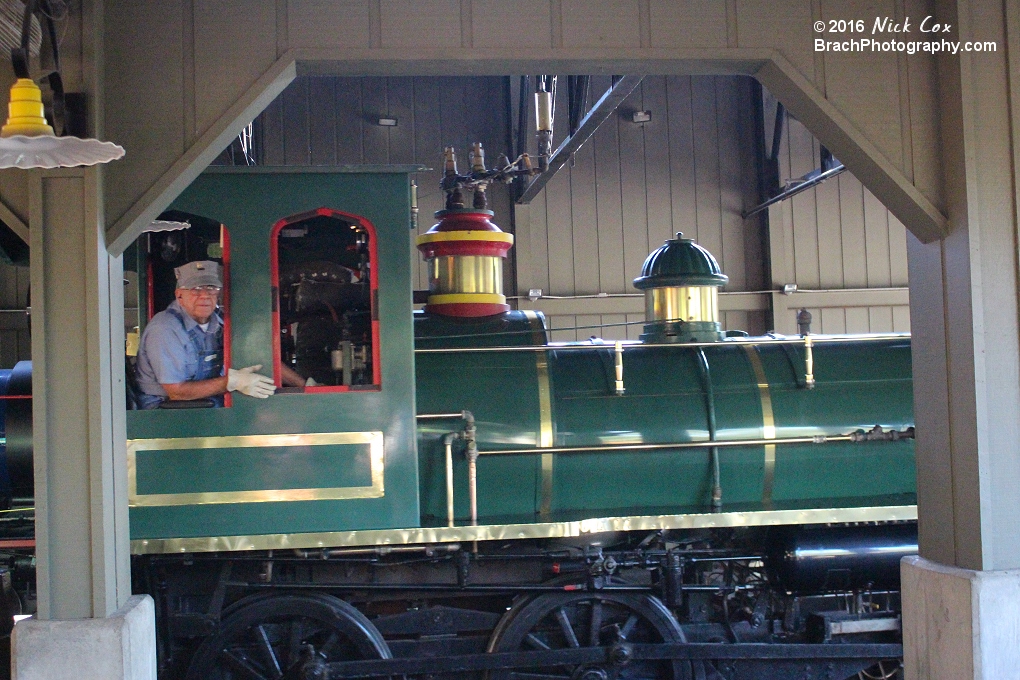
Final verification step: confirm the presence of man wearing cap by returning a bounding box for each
[135,260,283,409]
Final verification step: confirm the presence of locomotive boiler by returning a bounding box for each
[0,161,917,680]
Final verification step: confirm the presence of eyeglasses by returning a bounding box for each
[182,286,221,296]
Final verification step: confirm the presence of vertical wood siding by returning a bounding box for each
[766,89,910,334]
[207,74,911,342]
[520,76,768,341]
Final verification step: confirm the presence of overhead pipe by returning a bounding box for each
[742,162,847,219]
[519,75,644,204]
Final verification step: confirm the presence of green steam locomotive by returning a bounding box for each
[2,163,916,679]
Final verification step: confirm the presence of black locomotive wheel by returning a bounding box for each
[185,593,390,680]
[485,591,687,680]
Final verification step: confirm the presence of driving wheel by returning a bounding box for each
[185,593,390,680]
[486,591,686,680]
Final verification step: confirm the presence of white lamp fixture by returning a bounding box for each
[0,0,124,169]
[144,220,191,233]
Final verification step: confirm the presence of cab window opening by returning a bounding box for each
[272,209,379,391]
[128,211,232,409]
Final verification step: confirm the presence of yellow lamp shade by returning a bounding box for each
[1,78,53,137]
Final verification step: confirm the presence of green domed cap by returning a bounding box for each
[633,233,728,290]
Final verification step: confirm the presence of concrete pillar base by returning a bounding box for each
[11,595,156,680]
[902,556,1020,680]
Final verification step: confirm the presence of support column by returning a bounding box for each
[10,169,155,678]
[904,0,1020,677]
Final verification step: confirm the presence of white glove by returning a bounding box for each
[305,377,319,387]
[227,365,276,398]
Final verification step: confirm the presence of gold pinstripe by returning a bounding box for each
[743,346,777,506]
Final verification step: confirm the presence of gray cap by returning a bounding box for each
[175,260,222,289]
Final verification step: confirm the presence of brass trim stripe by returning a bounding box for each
[743,346,776,506]
[427,293,507,305]
[540,453,554,515]
[416,231,515,245]
[130,504,918,555]
[534,357,554,448]
[537,352,554,515]
[127,432,384,507]
[523,309,556,516]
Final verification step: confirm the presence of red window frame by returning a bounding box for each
[269,208,381,392]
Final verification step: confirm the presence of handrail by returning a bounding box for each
[450,427,913,525]
[475,428,913,457]
[414,333,911,354]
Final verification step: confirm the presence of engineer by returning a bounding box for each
[134,260,303,409]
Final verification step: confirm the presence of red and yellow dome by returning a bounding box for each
[415,209,514,317]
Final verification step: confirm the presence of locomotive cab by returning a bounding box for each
[125,167,422,545]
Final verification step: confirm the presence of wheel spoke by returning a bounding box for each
[287,618,306,668]
[319,630,340,657]
[220,649,271,680]
[553,607,580,648]
[524,633,551,651]
[252,624,283,679]
[588,600,603,646]
[619,614,639,641]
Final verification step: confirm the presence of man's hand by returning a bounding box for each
[227,365,276,398]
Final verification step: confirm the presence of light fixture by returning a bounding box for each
[632,110,652,124]
[377,117,398,127]
[144,220,191,233]
[0,0,124,170]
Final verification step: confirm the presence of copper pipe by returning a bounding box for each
[443,433,457,528]
[804,335,816,389]
[614,341,625,395]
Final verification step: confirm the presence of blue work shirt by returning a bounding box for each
[135,300,224,409]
